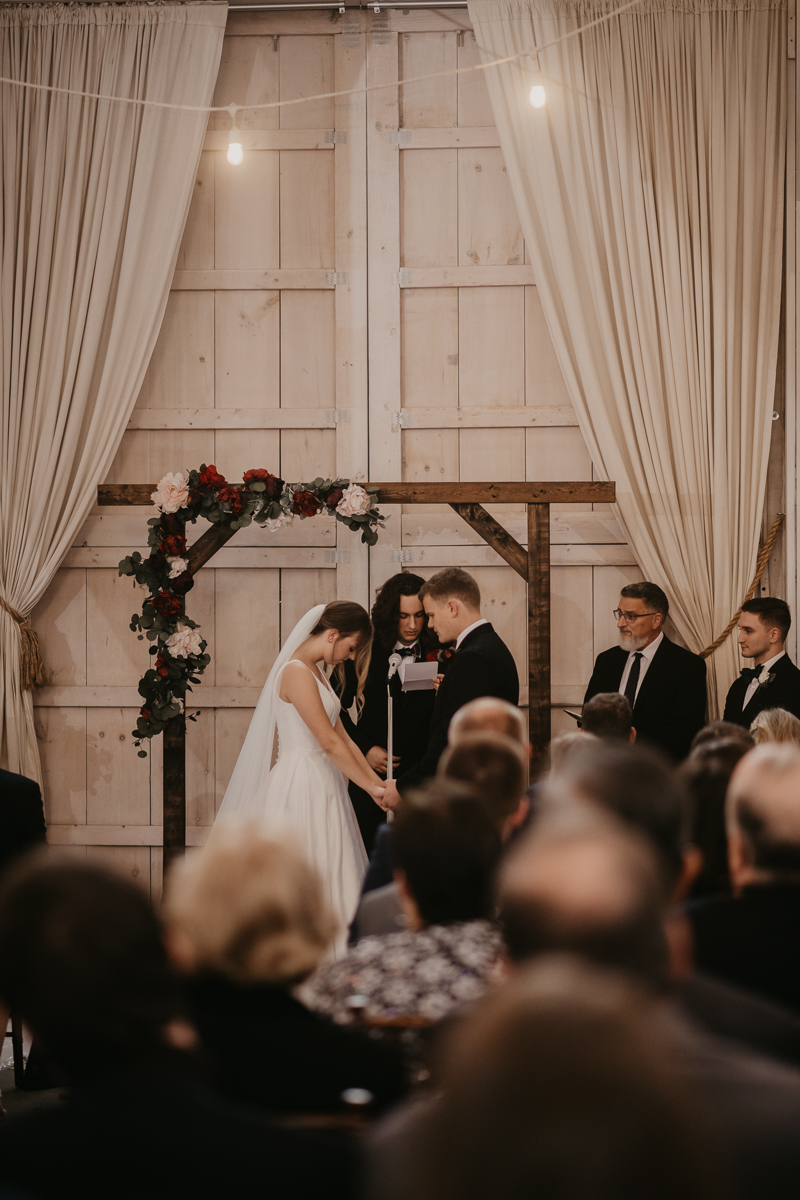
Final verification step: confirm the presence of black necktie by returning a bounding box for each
[624,653,643,706]
[740,664,764,684]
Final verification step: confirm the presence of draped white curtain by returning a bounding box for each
[468,0,786,714]
[0,2,226,779]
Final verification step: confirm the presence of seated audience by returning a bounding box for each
[548,730,597,775]
[580,691,636,741]
[723,598,800,727]
[163,825,407,1115]
[374,958,725,1200]
[681,738,752,900]
[352,734,528,941]
[496,811,800,1200]
[0,857,357,1200]
[691,721,755,752]
[547,741,800,1066]
[306,781,503,1024]
[688,744,800,1014]
[750,707,800,746]
[0,768,46,879]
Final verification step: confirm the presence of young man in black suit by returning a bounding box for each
[0,767,46,878]
[381,567,519,809]
[583,581,706,762]
[722,598,800,728]
[338,573,438,853]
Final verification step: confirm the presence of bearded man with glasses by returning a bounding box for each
[583,582,706,762]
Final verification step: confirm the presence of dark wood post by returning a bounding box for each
[527,503,551,761]
[163,720,186,873]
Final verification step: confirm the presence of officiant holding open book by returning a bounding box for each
[337,573,440,854]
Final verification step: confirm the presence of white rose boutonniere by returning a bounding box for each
[756,671,777,693]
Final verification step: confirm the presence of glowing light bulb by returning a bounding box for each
[227,139,244,165]
[529,84,546,108]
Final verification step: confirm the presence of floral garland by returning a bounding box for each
[119,464,385,755]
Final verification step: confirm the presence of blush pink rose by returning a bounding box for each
[151,473,190,514]
[335,483,371,518]
[165,623,203,659]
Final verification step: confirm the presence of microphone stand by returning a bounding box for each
[385,653,402,822]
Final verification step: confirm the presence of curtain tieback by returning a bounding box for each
[0,595,47,691]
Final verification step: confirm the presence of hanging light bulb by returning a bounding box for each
[227,104,243,165]
[529,83,546,108]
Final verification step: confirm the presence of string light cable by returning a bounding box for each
[0,0,647,122]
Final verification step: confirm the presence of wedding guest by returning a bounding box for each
[448,696,528,747]
[750,707,800,747]
[0,858,357,1200]
[723,599,800,727]
[681,738,752,900]
[497,813,800,1199]
[0,767,45,879]
[688,744,800,1013]
[584,582,706,761]
[164,824,407,1115]
[371,958,725,1200]
[691,721,755,752]
[383,568,519,808]
[306,781,504,1024]
[580,692,636,742]
[337,572,438,854]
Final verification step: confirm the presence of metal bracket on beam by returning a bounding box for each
[325,409,350,424]
[390,270,413,286]
[324,271,349,286]
[324,550,350,564]
[324,130,348,144]
[391,549,415,563]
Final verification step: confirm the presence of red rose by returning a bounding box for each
[169,571,195,596]
[160,534,187,557]
[426,652,439,662]
[325,487,345,509]
[140,706,151,720]
[161,513,183,535]
[151,591,182,618]
[198,463,227,490]
[148,551,167,572]
[155,655,170,678]
[243,468,283,498]
[291,489,323,518]
[219,486,246,514]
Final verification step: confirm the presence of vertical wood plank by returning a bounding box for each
[279,151,335,268]
[400,150,458,267]
[279,34,335,129]
[163,721,186,871]
[528,503,551,758]
[215,290,280,410]
[399,31,457,128]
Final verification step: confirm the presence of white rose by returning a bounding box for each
[167,557,189,579]
[335,484,371,519]
[151,472,190,514]
[166,623,203,659]
[264,513,295,533]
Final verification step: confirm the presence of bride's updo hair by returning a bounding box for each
[311,600,373,711]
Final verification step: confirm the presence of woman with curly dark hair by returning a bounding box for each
[338,573,442,853]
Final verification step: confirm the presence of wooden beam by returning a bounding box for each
[450,503,528,580]
[163,721,186,872]
[98,481,617,507]
[186,522,238,574]
[528,503,551,762]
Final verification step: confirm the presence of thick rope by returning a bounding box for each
[0,595,48,690]
[699,513,785,660]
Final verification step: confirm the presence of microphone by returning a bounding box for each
[387,652,403,681]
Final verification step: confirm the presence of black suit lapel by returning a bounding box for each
[740,655,789,721]
[631,638,670,711]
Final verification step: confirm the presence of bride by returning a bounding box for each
[214,602,386,946]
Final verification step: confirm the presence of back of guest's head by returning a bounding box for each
[439,733,527,827]
[546,742,687,894]
[750,707,800,747]
[412,957,723,1200]
[581,693,634,740]
[620,581,669,620]
[448,697,527,746]
[393,780,502,926]
[164,825,336,986]
[680,738,751,898]
[418,567,480,611]
[548,731,598,775]
[691,720,755,752]
[498,810,669,986]
[740,597,791,641]
[727,744,800,882]
[0,857,181,1079]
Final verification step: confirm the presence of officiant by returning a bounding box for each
[337,573,440,853]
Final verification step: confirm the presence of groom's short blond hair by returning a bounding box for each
[164,823,337,985]
[419,567,481,610]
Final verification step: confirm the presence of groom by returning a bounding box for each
[382,567,519,809]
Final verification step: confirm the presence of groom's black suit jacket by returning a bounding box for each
[584,635,706,762]
[397,622,519,795]
[722,653,800,728]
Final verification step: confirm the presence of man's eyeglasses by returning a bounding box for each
[613,609,660,622]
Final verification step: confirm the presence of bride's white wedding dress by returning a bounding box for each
[213,605,368,951]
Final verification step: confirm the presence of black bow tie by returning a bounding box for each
[740,664,764,683]
[397,645,419,657]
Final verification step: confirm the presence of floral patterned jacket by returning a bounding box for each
[303,920,505,1025]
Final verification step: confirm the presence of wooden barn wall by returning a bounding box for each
[30,7,643,899]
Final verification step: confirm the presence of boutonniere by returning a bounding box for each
[757,672,776,693]
[427,647,456,665]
